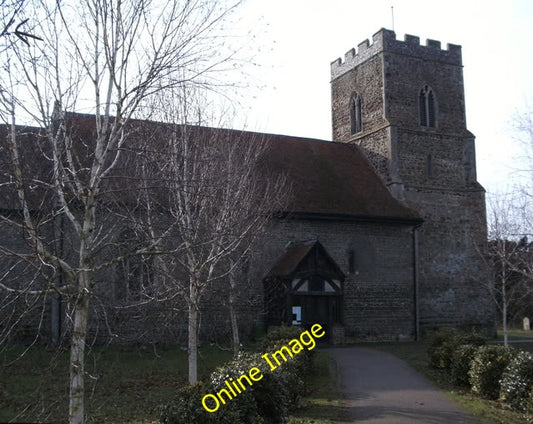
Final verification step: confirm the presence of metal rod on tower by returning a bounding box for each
[391,6,395,32]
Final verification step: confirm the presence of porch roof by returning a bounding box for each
[266,240,345,280]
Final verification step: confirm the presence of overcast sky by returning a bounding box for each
[235,0,533,196]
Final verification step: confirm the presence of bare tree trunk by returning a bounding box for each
[69,194,96,423]
[69,282,89,424]
[502,267,508,347]
[188,280,199,384]
[229,266,240,356]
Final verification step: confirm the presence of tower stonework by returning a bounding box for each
[331,28,493,332]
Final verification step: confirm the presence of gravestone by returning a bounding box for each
[524,317,530,331]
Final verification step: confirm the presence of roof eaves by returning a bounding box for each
[277,211,424,226]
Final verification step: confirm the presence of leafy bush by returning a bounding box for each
[427,328,486,371]
[159,382,247,424]
[160,326,319,424]
[260,325,307,350]
[252,370,289,424]
[261,340,311,409]
[450,344,478,387]
[459,333,488,346]
[469,345,514,399]
[160,353,266,424]
[427,328,458,370]
[500,350,533,411]
[259,324,317,408]
[211,351,287,424]
[526,386,533,420]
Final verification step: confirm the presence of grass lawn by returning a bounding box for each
[288,351,348,423]
[1,344,232,423]
[496,329,533,345]
[499,329,533,338]
[6,333,530,423]
[1,344,344,423]
[367,340,530,424]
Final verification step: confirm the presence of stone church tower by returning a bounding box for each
[331,28,493,332]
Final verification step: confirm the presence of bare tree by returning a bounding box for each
[514,108,533,164]
[227,255,245,356]
[509,107,533,202]
[484,192,533,345]
[476,107,533,345]
[134,90,288,382]
[0,0,42,48]
[0,1,246,423]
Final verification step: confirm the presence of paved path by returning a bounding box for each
[324,347,482,423]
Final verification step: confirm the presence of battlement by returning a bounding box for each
[331,28,462,80]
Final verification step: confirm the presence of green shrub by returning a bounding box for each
[159,382,247,424]
[469,345,514,399]
[500,350,533,412]
[262,340,312,409]
[427,328,460,370]
[261,325,306,350]
[211,351,287,424]
[160,327,318,424]
[459,333,488,347]
[526,385,533,420]
[252,370,289,424]
[160,353,266,424]
[259,325,317,408]
[427,328,486,371]
[450,344,478,387]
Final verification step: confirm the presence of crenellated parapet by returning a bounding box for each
[331,28,462,80]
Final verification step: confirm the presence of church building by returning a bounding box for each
[255,28,492,342]
[0,29,494,344]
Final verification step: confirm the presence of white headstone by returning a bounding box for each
[524,317,530,331]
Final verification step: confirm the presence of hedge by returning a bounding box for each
[450,344,478,387]
[159,382,252,424]
[160,326,316,424]
[427,328,486,371]
[500,350,533,412]
[469,345,514,399]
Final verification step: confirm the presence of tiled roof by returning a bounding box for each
[1,113,420,223]
[255,132,419,221]
[266,241,316,278]
[265,240,346,280]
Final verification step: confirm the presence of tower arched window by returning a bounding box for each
[350,93,363,135]
[419,85,436,128]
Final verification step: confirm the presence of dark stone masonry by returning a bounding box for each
[330,28,491,335]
